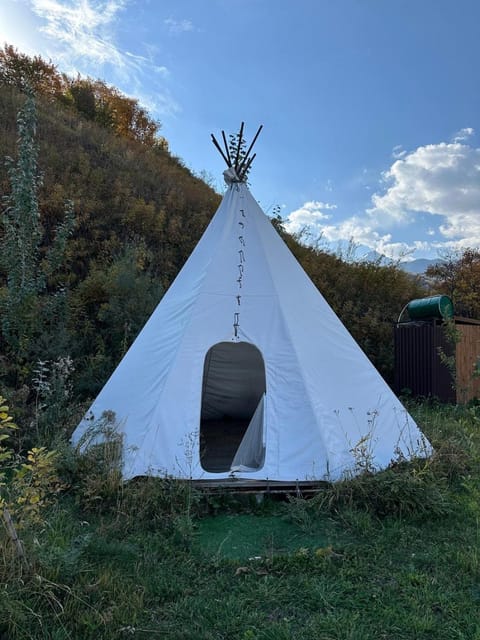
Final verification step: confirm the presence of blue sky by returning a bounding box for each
[1,0,480,260]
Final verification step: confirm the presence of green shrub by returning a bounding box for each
[71,411,124,513]
[316,465,451,518]
[1,393,65,586]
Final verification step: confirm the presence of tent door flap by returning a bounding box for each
[230,393,266,472]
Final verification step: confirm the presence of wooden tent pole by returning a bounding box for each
[210,133,230,167]
[211,123,263,179]
[237,124,263,177]
[233,122,245,171]
[221,130,233,167]
[240,153,256,180]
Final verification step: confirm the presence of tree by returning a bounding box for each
[89,80,160,145]
[0,44,64,98]
[0,46,162,146]
[426,249,480,319]
[0,89,75,369]
[69,80,96,121]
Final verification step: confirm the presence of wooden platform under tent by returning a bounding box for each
[192,477,326,496]
[198,418,325,495]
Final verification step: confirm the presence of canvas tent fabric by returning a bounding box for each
[231,393,266,472]
[72,180,431,481]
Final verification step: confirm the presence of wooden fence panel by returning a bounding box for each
[456,325,480,403]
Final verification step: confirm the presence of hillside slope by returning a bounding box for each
[0,85,220,288]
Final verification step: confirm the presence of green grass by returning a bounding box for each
[2,401,480,639]
[196,512,350,560]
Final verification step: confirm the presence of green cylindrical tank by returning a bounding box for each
[407,295,454,320]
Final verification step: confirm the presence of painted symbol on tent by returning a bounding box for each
[238,249,245,263]
[240,209,245,217]
[238,221,244,229]
[233,312,240,338]
[238,235,245,246]
[236,295,241,306]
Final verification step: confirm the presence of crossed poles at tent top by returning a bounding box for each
[211,123,263,182]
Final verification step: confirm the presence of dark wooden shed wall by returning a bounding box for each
[394,319,480,403]
[394,321,455,402]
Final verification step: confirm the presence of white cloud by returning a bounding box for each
[164,17,195,34]
[31,0,128,67]
[369,141,480,237]
[318,218,410,259]
[285,136,480,259]
[7,0,179,117]
[283,201,336,235]
[453,127,474,143]
[392,145,407,159]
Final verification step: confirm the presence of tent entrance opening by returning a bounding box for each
[200,342,266,473]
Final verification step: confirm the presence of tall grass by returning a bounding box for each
[1,400,480,639]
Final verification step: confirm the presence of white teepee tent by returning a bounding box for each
[72,127,431,481]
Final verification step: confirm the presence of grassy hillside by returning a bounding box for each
[0,85,220,287]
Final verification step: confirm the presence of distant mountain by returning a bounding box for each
[400,258,440,275]
[359,251,440,275]
[360,250,393,265]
